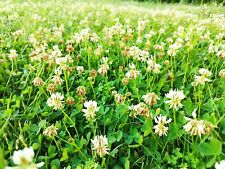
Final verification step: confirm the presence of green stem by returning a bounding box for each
[64,70,69,95]
[53,137,60,150]
[61,109,79,137]
[56,136,87,160]
[4,60,14,96]
[173,110,176,124]
[133,80,140,102]
[101,157,106,168]
[91,80,96,99]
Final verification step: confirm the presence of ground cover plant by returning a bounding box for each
[0,0,225,168]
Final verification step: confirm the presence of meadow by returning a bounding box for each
[0,0,225,168]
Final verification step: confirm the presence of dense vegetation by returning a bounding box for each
[131,0,224,5]
[0,0,225,169]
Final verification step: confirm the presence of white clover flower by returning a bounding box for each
[8,49,18,60]
[47,92,64,110]
[219,69,225,78]
[33,77,44,87]
[142,92,159,106]
[91,135,109,157]
[129,102,150,118]
[98,63,109,75]
[167,42,182,56]
[192,68,212,86]
[113,92,125,104]
[90,32,99,42]
[52,67,63,85]
[193,75,211,86]
[73,33,82,43]
[183,119,205,136]
[139,50,149,62]
[43,124,58,138]
[76,86,86,96]
[146,59,162,74]
[183,109,206,136]
[53,30,62,39]
[101,57,111,64]
[12,147,34,165]
[98,57,111,75]
[165,89,185,110]
[216,50,225,59]
[6,147,44,169]
[82,100,99,120]
[51,45,62,58]
[95,45,103,56]
[11,29,23,39]
[55,57,67,67]
[166,37,173,44]
[215,160,225,169]
[199,68,212,77]
[77,66,84,74]
[137,20,148,33]
[136,37,143,44]
[208,45,218,54]
[129,46,141,60]
[79,28,91,41]
[153,115,172,136]
[128,63,136,69]
[184,108,215,136]
[159,28,165,34]
[125,63,140,79]
[154,44,165,51]
[145,30,156,39]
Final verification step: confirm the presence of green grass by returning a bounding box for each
[0,0,225,168]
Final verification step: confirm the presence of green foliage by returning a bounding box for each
[198,138,222,156]
[0,0,225,168]
[130,0,225,5]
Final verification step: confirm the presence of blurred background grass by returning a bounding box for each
[11,0,225,5]
[125,0,225,5]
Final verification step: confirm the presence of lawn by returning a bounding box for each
[0,0,225,168]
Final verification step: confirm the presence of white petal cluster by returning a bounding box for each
[165,89,185,110]
[82,100,99,120]
[8,49,18,60]
[43,124,58,138]
[47,92,64,110]
[192,68,212,86]
[13,147,34,166]
[125,63,141,79]
[98,57,110,75]
[129,102,150,118]
[6,147,44,169]
[146,58,162,74]
[77,66,84,74]
[33,77,44,87]
[183,109,214,136]
[56,57,68,70]
[199,68,212,77]
[153,115,172,136]
[142,92,159,106]
[215,160,225,169]
[52,67,63,85]
[219,69,225,78]
[91,135,109,157]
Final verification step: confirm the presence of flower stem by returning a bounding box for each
[61,109,79,137]
[173,110,176,124]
